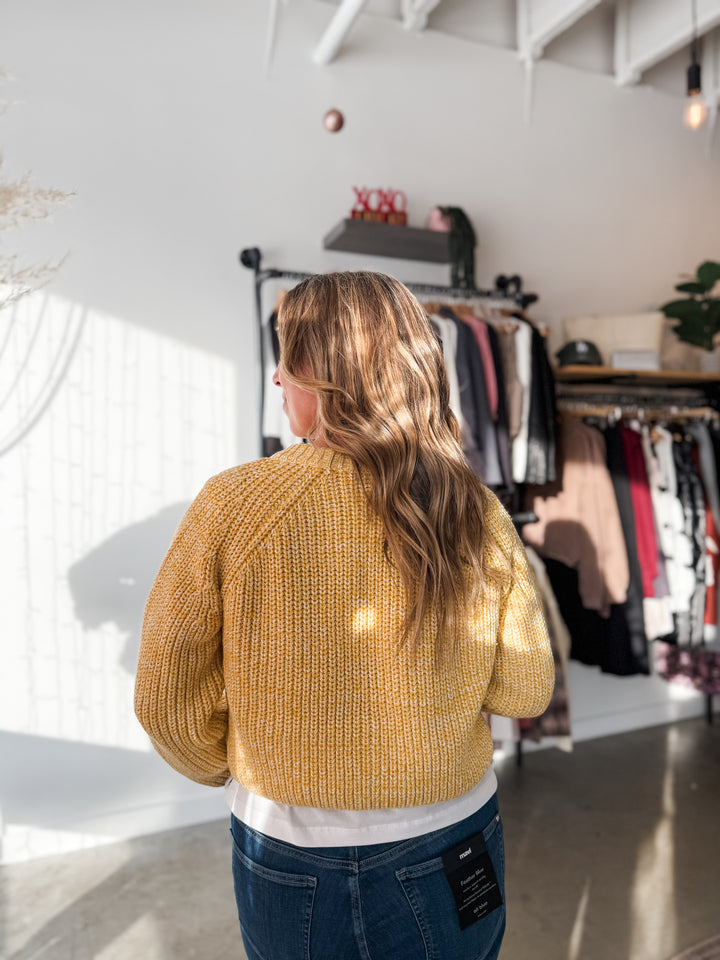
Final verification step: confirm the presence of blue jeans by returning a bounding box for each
[230,793,505,960]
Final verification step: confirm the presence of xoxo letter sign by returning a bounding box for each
[350,187,408,226]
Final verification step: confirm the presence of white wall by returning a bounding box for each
[2,0,719,863]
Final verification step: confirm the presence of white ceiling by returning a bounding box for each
[311,0,720,103]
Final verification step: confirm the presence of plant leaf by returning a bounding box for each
[661,299,704,321]
[707,299,720,324]
[675,282,707,294]
[671,318,715,351]
[697,261,720,289]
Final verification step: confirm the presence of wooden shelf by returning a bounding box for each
[323,219,450,262]
[554,365,720,385]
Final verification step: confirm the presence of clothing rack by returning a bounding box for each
[555,387,718,728]
[557,401,719,423]
[240,247,538,305]
[240,247,539,454]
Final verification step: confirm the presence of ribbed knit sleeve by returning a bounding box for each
[135,481,229,787]
[481,518,555,719]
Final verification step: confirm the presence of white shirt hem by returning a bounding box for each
[225,767,498,848]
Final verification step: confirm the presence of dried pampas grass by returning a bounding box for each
[0,70,73,311]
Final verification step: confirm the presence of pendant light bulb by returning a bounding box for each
[684,19,706,131]
[684,91,708,130]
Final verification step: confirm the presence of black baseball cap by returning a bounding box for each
[556,339,603,367]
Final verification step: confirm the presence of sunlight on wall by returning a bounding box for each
[1,291,237,861]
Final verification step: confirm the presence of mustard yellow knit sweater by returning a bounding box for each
[135,443,554,809]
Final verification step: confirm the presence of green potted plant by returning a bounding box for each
[660,261,720,365]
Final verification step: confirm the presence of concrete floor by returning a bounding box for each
[2,716,718,960]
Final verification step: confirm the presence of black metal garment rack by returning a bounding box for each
[240,246,538,452]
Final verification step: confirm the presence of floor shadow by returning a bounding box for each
[3,818,242,960]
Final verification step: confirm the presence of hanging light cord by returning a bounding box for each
[688,0,701,94]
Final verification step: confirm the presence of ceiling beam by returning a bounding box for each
[313,0,370,66]
[401,0,443,33]
[517,0,604,63]
[615,0,720,85]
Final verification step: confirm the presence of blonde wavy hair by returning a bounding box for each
[277,271,508,664]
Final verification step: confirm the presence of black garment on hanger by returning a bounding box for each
[601,424,649,675]
[709,427,720,481]
[486,324,513,489]
[542,558,607,667]
[525,327,557,486]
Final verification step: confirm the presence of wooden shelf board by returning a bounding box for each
[323,219,450,263]
[554,365,720,384]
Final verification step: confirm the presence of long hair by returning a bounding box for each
[276,271,509,664]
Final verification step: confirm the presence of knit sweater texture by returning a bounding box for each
[135,444,554,809]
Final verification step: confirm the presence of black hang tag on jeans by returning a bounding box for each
[441,825,503,930]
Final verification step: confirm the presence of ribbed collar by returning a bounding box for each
[279,442,354,471]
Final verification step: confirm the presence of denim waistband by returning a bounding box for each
[231,791,500,874]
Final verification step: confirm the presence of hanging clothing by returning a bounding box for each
[655,642,720,695]
[521,547,572,750]
[511,323,533,483]
[600,424,649,675]
[464,315,498,418]
[673,437,707,647]
[495,327,523,440]
[688,422,720,534]
[688,422,720,640]
[541,558,608,670]
[430,315,465,433]
[438,309,503,485]
[527,422,649,677]
[700,476,719,639]
[650,426,690,639]
[486,324,513,488]
[639,427,675,643]
[620,424,658,599]
[525,326,557,485]
[523,417,629,617]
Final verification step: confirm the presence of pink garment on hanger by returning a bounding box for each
[464,316,498,419]
[704,495,719,630]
